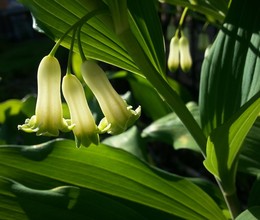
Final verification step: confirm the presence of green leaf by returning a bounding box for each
[239,118,260,176]
[142,102,200,152]
[248,176,260,207]
[159,0,228,23]
[204,92,260,193]
[127,74,171,120]
[0,99,22,124]
[102,126,146,161]
[235,206,260,220]
[199,0,260,136]
[19,0,164,77]
[0,139,226,219]
[1,177,158,220]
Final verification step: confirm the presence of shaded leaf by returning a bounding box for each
[142,102,200,152]
[128,74,171,120]
[238,118,260,176]
[159,0,227,23]
[199,0,260,136]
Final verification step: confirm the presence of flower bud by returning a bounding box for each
[81,60,141,135]
[167,36,180,73]
[179,35,192,72]
[18,55,71,136]
[62,73,99,147]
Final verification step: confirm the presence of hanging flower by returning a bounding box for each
[179,34,193,72]
[18,55,72,136]
[167,36,180,73]
[62,73,99,147]
[81,60,141,135]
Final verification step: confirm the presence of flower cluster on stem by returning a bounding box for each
[18,9,141,147]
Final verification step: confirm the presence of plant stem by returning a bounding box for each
[117,28,207,155]
[217,180,241,219]
[66,28,77,74]
[175,7,188,37]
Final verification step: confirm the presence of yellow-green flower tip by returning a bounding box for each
[81,60,141,135]
[18,55,72,136]
[62,73,99,147]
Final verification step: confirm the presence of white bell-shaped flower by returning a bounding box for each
[18,55,71,136]
[81,60,141,135]
[62,73,99,147]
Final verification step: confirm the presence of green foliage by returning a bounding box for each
[1,0,259,219]
[204,92,260,193]
[0,139,225,219]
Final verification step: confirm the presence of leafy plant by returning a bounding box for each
[0,0,259,219]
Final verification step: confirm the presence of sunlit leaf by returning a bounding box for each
[235,206,260,220]
[204,92,260,193]
[0,139,226,219]
[20,0,164,77]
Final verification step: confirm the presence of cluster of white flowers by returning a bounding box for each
[18,56,141,148]
[167,33,193,73]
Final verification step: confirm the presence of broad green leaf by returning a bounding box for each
[235,206,260,220]
[102,126,146,161]
[142,102,200,152]
[199,0,260,136]
[239,118,260,176]
[1,177,161,220]
[19,0,164,77]
[0,139,226,220]
[204,92,260,193]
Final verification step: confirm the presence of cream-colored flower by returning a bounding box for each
[179,35,193,72]
[81,60,141,135]
[168,36,180,73]
[18,55,71,136]
[62,73,99,147]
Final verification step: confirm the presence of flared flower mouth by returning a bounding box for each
[81,60,141,135]
[18,55,72,136]
[62,73,99,147]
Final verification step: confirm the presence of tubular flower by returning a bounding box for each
[62,73,99,147]
[167,36,180,73]
[18,55,72,136]
[179,35,193,73]
[81,60,141,135]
